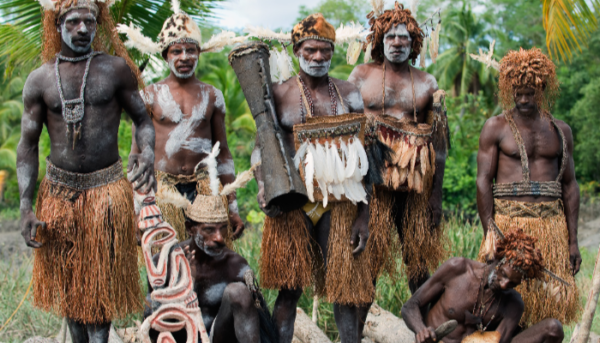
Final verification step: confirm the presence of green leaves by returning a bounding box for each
[543,0,600,61]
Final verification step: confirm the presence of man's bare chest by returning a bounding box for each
[150,84,213,125]
[500,125,561,161]
[362,75,429,118]
[45,68,118,113]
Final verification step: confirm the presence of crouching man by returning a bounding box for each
[402,229,565,343]
[145,150,276,343]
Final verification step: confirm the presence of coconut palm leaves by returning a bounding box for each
[0,75,24,171]
[543,0,600,61]
[0,0,222,74]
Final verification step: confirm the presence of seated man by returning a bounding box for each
[145,151,275,343]
[402,229,564,343]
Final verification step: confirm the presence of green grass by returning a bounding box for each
[0,215,598,342]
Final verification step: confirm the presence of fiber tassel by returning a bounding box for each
[410,145,417,174]
[407,168,414,190]
[400,143,414,168]
[430,143,436,175]
[414,170,423,193]
[392,139,403,165]
[420,145,429,176]
[399,167,408,185]
[304,151,315,202]
[420,35,428,68]
[220,162,260,196]
[392,167,401,189]
[294,141,309,170]
[364,42,373,63]
[431,22,441,63]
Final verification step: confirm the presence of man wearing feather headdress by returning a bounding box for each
[402,229,565,343]
[17,0,155,341]
[476,47,580,328]
[249,13,371,343]
[118,0,246,243]
[143,143,277,343]
[348,1,449,297]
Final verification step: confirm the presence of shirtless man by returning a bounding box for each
[18,1,154,341]
[253,14,368,343]
[129,5,244,241]
[402,229,564,343]
[349,2,447,294]
[476,48,580,327]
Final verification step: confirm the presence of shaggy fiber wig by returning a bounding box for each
[498,47,559,113]
[366,1,423,65]
[42,0,143,86]
[494,228,545,281]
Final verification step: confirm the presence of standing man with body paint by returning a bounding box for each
[349,1,448,292]
[122,2,245,241]
[18,0,154,342]
[252,14,370,343]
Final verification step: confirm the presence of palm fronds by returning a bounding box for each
[543,0,600,61]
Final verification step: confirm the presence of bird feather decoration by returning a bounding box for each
[171,0,181,14]
[156,187,191,209]
[202,31,247,53]
[429,24,440,63]
[420,35,428,68]
[411,0,420,17]
[469,40,500,71]
[305,150,315,202]
[364,42,373,63]
[270,48,295,84]
[294,141,309,170]
[347,41,363,65]
[370,0,385,18]
[37,0,56,10]
[244,26,292,43]
[335,22,370,45]
[116,23,161,55]
[197,142,221,196]
[220,162,261,196]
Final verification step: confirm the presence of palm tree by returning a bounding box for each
[542,0,600,61]
[0,0,222,74]
[431,2,498,98]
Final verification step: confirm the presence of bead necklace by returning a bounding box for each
[298,75,338,123]
[472,265,502,332]
[55,51,102,149]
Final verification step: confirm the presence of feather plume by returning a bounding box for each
[38,0,56,10]
[202,31,247,53]
[244,26,292,43]
[171,0,181,14]
[364,42,373,63]
[116,23,161,55]
[315,142,327,180]
[344,138,358,178]
[370,0,385,18]
[392,139,403,165]
[308,143,322,180]
[432,21,441,62]
[355,138,369,176]
[400,143,414,168]
[411,0,420,17]
[294,141,309,170]
[420,145,429,176]
[324,141,335,183]
[220,162,260,196]
[346,41,363,65]
[331,182,343,200]
[333,140,346,183]
[198,142,220,196]
[335,22,369,45]
[270,49,295,84]
[305,151,315,202]
[156,187,191,209]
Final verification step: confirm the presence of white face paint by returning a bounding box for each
[299,55,331,77]
[168,46,199,79]
[60,12,96,54]
[384,24,412,63]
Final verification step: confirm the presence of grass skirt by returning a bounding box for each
[260,203,374,305]
[34,177,143,324]
[478,198,579,327]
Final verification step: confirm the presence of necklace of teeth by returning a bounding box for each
[55,51,102,149]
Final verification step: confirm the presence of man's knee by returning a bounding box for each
[224,282,254,310]
[278,287,303,303]
[542,319,564,339]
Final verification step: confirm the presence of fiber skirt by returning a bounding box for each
[33,177,143,324]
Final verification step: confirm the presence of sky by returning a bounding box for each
[213,0,325,31]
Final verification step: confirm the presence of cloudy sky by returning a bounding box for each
[213,0,333,31]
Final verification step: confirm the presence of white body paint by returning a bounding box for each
[250,148,262,165]
[155,84,184,123]
[237,265,251,278]
[229,199,239,214]
[217,159,235,176]
[203,282,227,305]
[214,90,226,113]
[168,48,199,79]
[164,89,211,158]
[384,24,412,63]
[344,91,364,113]
[60,12,96,54]
[299,55,331,77]
[139,89,154,106]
